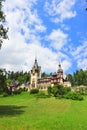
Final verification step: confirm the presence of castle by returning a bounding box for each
[30,58,71,90]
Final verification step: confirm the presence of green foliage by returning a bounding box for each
[3,87,12,97]
[47,84,83,101]
[41,72,49,78]
[64,92,84,100]
[13,88,22,95]
[78,87,87,95]
[30,88,39,94]
[68,69,87,86]
[36,91,50,98]
[63,87,71,94]
[0,0,8,48]
[0,69,30,94]
[67,74,74,86]
[3,92,9,97]
[5,87,12,95]
[6,79,12,86]
[47,86,52,95]
[48,84,71,98]
[7,71,30,84]
[51,84,60,97]
[0,86,3,94]
[0,68,7,92]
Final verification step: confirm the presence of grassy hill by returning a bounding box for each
[0,92,87,130]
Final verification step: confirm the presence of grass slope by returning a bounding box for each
[0,92,87,130]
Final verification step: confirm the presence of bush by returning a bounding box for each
[51,85,59,97]
[3,92,9,97]
[30,89,39,94]
[0,88,3,94]
[49,84,71,98]
[13,88,22,95]
[7,89,12,95]
[3,87,12,96]
[64,92,84,101]
[47,86,52,96]
[63,87,71,94]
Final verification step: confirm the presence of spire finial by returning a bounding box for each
[58,59,61,68]
[35,50,37,61]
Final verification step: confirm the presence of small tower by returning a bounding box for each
[57,63,63,84]
[30,58,41,89]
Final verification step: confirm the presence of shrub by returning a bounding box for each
[47,86,52,96]
[30,88,39,94]
[7,89,12,95]
[3,92,9,97]
[0,87,3,94]
[13,88,22,95]
[3,87,12,96]
[64,92,84,101]
[49,84,71,98]
[51,85,59,97]
[79,87,87,95]
[63,87,71,94]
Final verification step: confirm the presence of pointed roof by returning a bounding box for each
[59,62,61,69]
[58,63,63,73]
[33,58,38,69]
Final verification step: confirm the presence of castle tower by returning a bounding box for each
[30,58,41,89]
[57,63,63,84]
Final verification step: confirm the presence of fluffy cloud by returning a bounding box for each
[44,0,76,23]
[3,0,46,36]
[0,0,72,74]
[1,38,71,73]
[72,40,87,70]
[46,29,68,50]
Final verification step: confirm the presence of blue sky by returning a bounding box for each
[0,0,87,74]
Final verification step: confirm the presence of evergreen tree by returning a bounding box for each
[0,68,6,93]
[0,0,8,48]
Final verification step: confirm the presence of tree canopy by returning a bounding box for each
[0,0,8,48]
[67,69,87,86]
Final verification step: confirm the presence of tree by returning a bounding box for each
[67,74,74,86]
[73,69,87,86]
[42,72,49,78]
[0,0,8,48]
[0,68,6,93]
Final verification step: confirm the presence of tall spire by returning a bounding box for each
[58,62,63,73]
[33,57,38,69]
[58,62,61,69]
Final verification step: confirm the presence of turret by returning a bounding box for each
[30,58,41,88]
[57,63,63,83]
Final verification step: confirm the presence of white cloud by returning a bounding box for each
[0,0,46,71]
[3,0,46,37]
[78,59,87,70]
[46,29,68,50]
[71,40,87,70]
[0,0,72,74]
[62,60,72,73]
[1,38,71,73]
[44,0,76,23]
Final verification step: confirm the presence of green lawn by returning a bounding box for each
[0,92,87,130]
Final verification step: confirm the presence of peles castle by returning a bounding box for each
[29,58,71,90]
